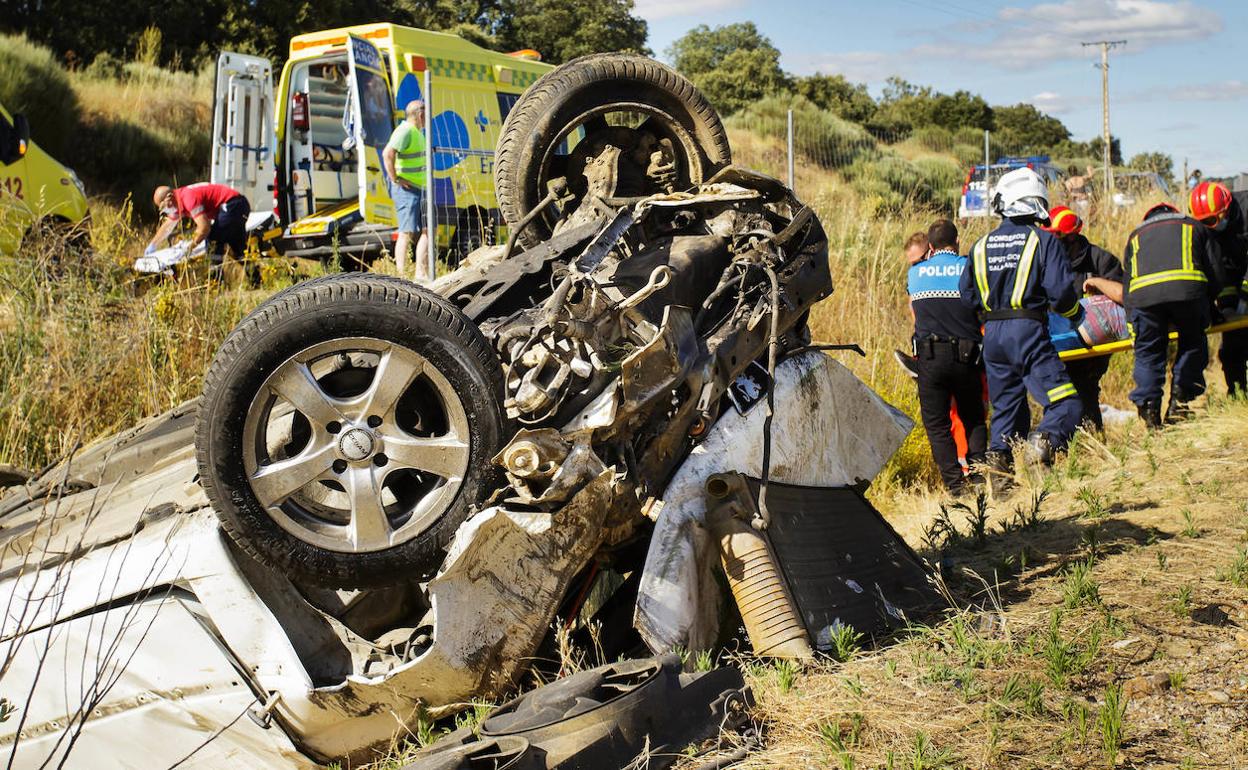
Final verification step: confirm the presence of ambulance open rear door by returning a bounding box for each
[211,52,275,217]
[345,35,398,229]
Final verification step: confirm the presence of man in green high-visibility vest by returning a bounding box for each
[383,100,430,281]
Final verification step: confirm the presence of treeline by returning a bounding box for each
[1,0,650,69]
[669,22,1175,181]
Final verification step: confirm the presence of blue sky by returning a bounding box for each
[636,0,1248,177]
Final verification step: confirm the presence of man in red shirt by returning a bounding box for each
[148,182,250,271]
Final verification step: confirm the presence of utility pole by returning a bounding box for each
[1082,40,1126,201]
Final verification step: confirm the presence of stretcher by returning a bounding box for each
[1059,314,1248,361]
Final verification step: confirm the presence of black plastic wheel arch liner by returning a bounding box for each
[405,655,752,770]
[743,478,941,651]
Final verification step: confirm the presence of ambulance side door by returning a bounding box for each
[211,52,275,214]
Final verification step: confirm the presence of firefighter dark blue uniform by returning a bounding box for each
[1123,205,1225,424]
[960,220,1084,460]
[1210,191,1248,395]
[908,246,987,492]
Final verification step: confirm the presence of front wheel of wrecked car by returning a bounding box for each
[195,274,506,588]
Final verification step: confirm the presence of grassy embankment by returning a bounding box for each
[0,34,1176,487]
[729,398,1248,769]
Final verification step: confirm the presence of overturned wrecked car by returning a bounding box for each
[0,54,928,768]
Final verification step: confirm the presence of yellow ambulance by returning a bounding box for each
[0,103,89,256]
[211,23,552,266]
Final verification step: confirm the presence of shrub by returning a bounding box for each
[0,34,80,157]
[727,94,877,170]
[910,125,954,153]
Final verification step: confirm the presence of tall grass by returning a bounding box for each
[0,203,278,469]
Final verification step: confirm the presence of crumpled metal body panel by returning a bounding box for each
[0,409,617,766]
[634,351,914,654]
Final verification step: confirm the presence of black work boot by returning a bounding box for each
[983,451,1014,496]
[1023,431,1055,467]
[1137,400,1162,429]
[1165,397,1194,423]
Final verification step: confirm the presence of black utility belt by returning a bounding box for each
[984,308,1047,322]
[912,334,982,365]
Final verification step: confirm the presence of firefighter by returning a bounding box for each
[1189,181,1248,396]
[959,168,1084,472]
[908,218,987,494]
[1043,205,1125,431]
[1123,203,1226,426]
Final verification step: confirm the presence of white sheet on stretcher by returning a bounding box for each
[133,240,206,274]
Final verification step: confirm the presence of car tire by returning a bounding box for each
[494,52,731,248]
[195,273,506,588]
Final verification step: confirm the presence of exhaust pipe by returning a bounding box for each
[704,473,812,659]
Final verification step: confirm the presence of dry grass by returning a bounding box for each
[729,398,1248,769]
[0,204,292,469]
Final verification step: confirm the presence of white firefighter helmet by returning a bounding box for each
[992,167,1050,218]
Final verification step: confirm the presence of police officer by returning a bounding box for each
[1123,203,1226,426]
[1189,181,1248,396]
[959,168,1084,472]
[908,219,987,494]
[1044,205,1125,431]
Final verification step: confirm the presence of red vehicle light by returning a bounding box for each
[292,92,309,132]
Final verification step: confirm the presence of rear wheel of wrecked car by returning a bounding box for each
[494,52,732,248]
[195,274,506,588]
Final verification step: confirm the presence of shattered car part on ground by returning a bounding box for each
[402,655,752,770]
[1,52,926,768]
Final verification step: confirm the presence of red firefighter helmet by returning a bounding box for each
[1142,202,1179,221]
[1189,181,1232,223]
[1044,205,1083,236]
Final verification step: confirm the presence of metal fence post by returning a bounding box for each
[424,67,435,279]
[786,109,795,191]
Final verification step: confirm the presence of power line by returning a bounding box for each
[1081,40,1127,195]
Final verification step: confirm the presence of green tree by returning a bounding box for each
[1128,151,1175,183]
[1088,135,1124,167]
[495,0,648,64]
[666,23,790,115]
[870,78,992,137]
[991,103,1070,152]
[794,73,876,123]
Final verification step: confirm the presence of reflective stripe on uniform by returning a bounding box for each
[1130,235,1140,278]
[1009,230,1040,309]
[1129,269,1208,292]
[1181,223,1193,272]
[1056,300,1081,318]
[973,237,990,311]
[1047,382,1077,402]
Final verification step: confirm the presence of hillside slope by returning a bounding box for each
[731,398,1248,769]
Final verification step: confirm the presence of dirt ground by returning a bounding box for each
[704,397,1248,769]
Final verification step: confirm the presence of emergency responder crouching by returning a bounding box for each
[908,219,987,494]
[1189,181,1248,396]
[959,168,1084,477]
[1123,202,1226,426]
[148,182,250,276]
[1044,205,1125,431]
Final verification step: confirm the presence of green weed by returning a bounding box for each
[1180,509,1201,538]
[1170,585,1192,618]
[1076,486,1109,519]
[1217,547,1248,588]
[1098,683,1127,767]
[1062,560,1101,609]
[829,623,864,663]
